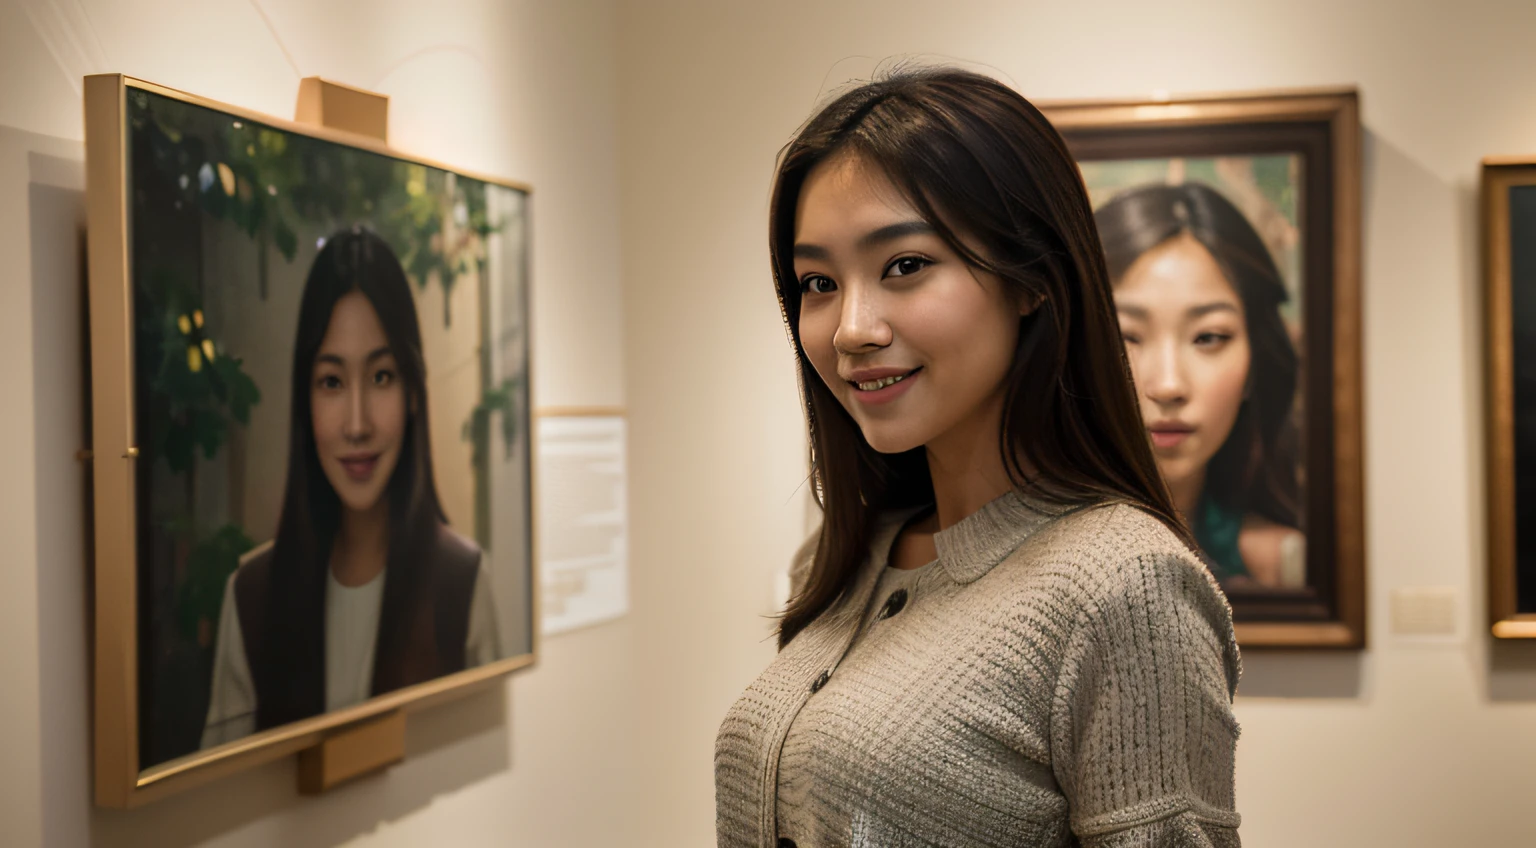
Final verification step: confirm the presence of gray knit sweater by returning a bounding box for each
[714,492,1242,847]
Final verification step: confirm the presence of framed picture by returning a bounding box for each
[1041,88,1364,648]
[1484,157,1536,639]
[84,75,536,806]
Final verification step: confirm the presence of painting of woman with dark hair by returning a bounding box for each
[201,226,502,748]
[1097,181,1305,589]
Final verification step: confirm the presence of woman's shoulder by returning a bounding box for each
[1025,500,1200,573]
[1238,515,1306,589]
[237,539,274,570]
[427,522,485,602]
[1008,502,1234,633]
[1034,502,1240,694]
[434,524,483,561]
[229,539,276,597]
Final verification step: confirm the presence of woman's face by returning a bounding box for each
[1114,231,1251,490]
[793,154,1028,455]
[310,290,407,515]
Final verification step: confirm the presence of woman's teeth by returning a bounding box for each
[856,372,910,392]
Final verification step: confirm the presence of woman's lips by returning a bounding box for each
[849,367,920,406]
[1148,428,1193,449]
[339,453,380,481]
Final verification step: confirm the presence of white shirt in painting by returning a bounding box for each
[200,554,503,749]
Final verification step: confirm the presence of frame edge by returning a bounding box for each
[85,71,139,808]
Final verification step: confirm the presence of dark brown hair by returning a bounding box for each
[1095,182,1301,531]
[769,67,1193,647]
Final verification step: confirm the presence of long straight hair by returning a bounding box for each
[254,225,447,729]
[770,67,1194,647]
[1095,182,1302,531]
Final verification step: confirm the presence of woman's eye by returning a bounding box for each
[316,374,342,390]
[800,275,836,295]
[1194,332,1232,347]
[885,256,931,277]
[374,368,395,386]
[1120,331,1141,345]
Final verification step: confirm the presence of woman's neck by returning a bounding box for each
[924,391,1016,533]
[1166,470,1206,526]
[331,501,389,587]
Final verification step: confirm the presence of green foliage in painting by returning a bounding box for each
[137,269,262,474]
[463,374,526,466]
[130,88,499,325]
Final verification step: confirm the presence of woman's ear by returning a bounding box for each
[1019,292,1045,317]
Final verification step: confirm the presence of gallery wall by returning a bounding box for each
[615,1,1536,846]
[0,0,633,846]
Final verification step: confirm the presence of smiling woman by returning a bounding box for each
[200,227,503,747]
[793,156,1032,454]
[715,67,1242,848]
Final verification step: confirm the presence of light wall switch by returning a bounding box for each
[1389,586,1459,638]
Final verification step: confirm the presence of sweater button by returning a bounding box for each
[810,670,830,693]
[878,588,909,620]
[778,840,798,848]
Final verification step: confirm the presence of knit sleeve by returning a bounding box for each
[1049,549,1243,847]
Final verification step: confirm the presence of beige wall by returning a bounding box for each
[617,1,1536,846]
[0,0,631,846]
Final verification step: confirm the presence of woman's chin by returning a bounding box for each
[859,427,926,455]
[323,472,387,515]
[338,491,386,515]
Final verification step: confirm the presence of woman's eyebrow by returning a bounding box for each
[314,346,394,367]
[1186,302,1240,319]
[793,220,936,261]
[1114,302,1239,321]
[857,220,934,249]
[792,242,830,261]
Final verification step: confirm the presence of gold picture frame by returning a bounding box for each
[85,74,539,807]
[1040,88,1366,649]
[1484,156,1536,639]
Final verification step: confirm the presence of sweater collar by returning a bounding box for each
[930,489,1061,584]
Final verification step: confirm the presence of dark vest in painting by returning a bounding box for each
[233,524,482,732]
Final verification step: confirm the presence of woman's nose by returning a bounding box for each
[344,385,372,441]
[832,283,892,353]
[1141,341,1188,404]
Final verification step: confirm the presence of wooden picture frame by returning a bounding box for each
[85,74,539,807]
[1484,157,1536,639]
[1041,88,1365,649]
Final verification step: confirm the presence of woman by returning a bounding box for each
[201,226,501,748]
[1097,183,1305,589]
[715,68,1242,847]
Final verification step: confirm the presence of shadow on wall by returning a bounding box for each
[90,688,511,848]
[1235,652,1365,700]
[12,125,513,848]
[1487,643,1536,700]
